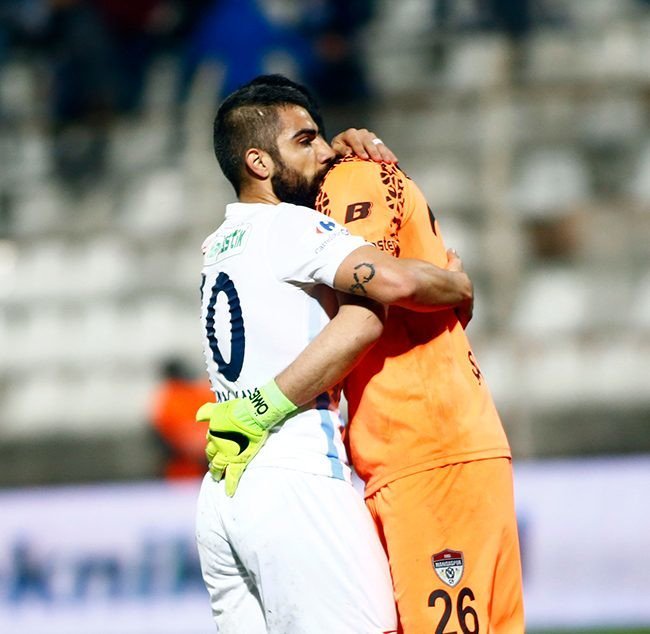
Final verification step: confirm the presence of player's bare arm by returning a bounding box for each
[334,245,473,312]
[446,248,474,327]
[198,292,386,494]
[275,292,385,405]
[349,262,376,295]
[330,128,398,163]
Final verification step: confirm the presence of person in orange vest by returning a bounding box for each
[150,357,214,479]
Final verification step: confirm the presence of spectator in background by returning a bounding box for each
[150,357,213,479]
[431,0,538,73]
[171,0,377,151]
[93,0,174,116]
[175,0,308,108]
[43,0,116,190]
[433,0,532,39]
[39,0,204,188]
[299,0,375,106]
[92,0,208,116]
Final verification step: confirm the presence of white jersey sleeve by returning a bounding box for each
[269,204,368,287]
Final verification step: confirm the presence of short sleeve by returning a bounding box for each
[269,203,368,286]
[316,157,409,258]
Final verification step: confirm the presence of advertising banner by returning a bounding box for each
[1,457,649,632]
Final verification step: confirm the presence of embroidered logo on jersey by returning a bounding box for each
[316,220,336,233]
[204,224,251,265]
[432,549,464,587]
[345,201,372,223]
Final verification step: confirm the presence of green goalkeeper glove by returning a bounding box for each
[196,380,297,496]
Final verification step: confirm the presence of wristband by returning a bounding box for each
[246,379,297,430]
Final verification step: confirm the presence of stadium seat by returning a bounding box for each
[630,137,650,204]
[631,272,650,330]
[511,149,589,217]
[0,239,18,302]
[527,33,581,82]
[1,371,71,436]
[445,35,509,90]
[409,160,477,214]
[72,369,157,431]
[511,267,588,336]
[11,182,66,236]
[118,297,202,364]
[10,240,68,301]
[118,168,187,237]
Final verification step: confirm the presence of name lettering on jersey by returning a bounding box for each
[468,350,483,385]
[204,224,251,265]
[215,388,255,402]
[345,201,372,223]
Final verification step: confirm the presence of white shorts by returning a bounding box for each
[195,467,397,634]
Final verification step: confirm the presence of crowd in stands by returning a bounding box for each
[0,0,379,190]
[0,0,590,193]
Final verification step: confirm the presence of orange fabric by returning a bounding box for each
[316,157,511,496]
[151,380,214,479]
[365,458,524,634]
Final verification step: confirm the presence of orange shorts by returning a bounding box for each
[365,457,524,634]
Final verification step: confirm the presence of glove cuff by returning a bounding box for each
[246,379,297,430]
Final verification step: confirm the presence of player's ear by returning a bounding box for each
[245,148,271,181]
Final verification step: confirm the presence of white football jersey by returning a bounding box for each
[200,202,367,481]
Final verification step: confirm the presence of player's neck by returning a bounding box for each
[239,183,280,206]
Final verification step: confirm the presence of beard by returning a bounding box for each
[271,159,331,208]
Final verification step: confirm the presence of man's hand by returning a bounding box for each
[195,380,297,496]
[446,249,474,328]
[196,399,270,496]
[330,128,398,163]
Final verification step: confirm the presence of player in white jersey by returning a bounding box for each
[200,203,366,480]
[195,79,473,633]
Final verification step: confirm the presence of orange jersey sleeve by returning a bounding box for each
[316,157,511,495]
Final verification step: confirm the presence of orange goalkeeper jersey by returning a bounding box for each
[316,157,511,496]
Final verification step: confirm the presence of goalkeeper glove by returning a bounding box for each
[196,380,297,496]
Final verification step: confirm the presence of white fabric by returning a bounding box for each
[196,470,397,634]
[200,201,367,480]
[197,202,395,633]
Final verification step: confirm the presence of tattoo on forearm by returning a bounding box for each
[349,263,376,295]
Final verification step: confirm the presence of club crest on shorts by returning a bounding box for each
[432,549,464,587]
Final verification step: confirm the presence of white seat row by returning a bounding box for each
[511,266,649,336]
[1,298,204,372]
[0,369,159,438]
[475,333,650,409]
[3,237,207,304]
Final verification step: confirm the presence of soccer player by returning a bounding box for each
[202,75,525,633]
[195,80,474,633]
[316,160,525,633]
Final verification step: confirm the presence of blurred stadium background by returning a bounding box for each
[0,0,649,632]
